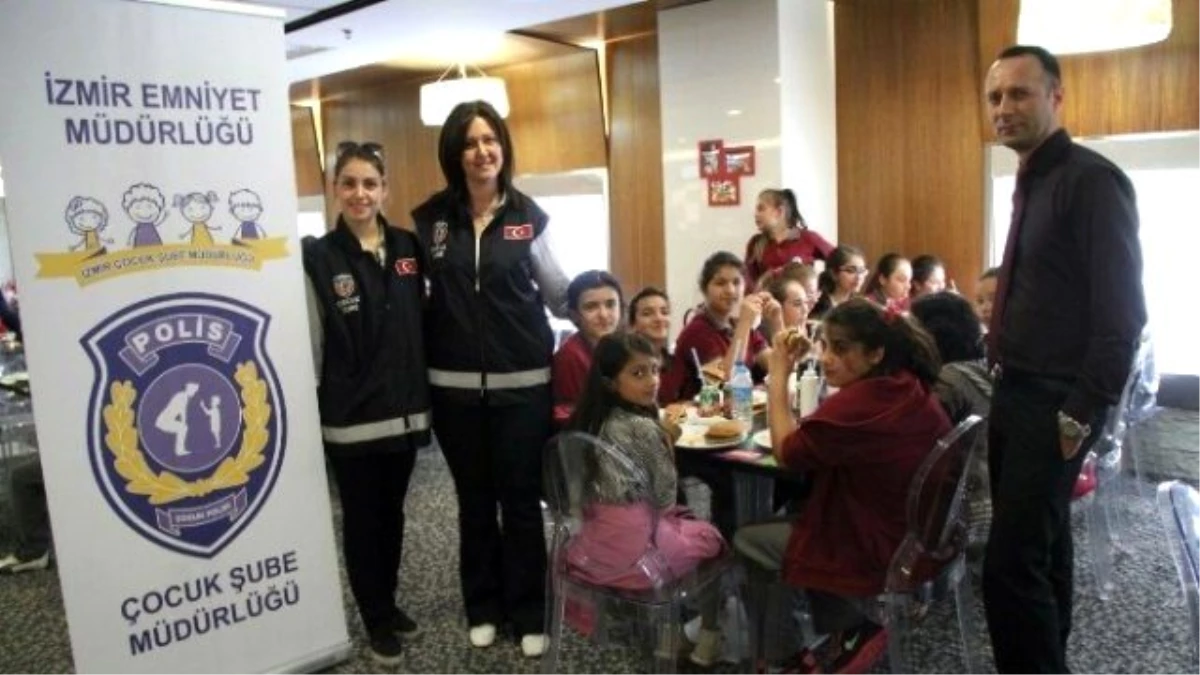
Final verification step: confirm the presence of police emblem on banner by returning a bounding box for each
[81,293,286,558]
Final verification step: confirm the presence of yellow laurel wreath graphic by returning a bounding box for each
[102,361,271,506]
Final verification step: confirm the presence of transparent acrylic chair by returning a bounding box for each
[877,414,985,673]
[541,431,744,673]
[1075,329,1155,599]
[1156,480,1199,664]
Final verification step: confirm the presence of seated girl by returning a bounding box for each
[863,252,912,312]
[764,263,818,334]
[734,298,950,673]
[809,245,867,320]
[565,331,728,666]
[909,291,993,562]
[672,251,781,403]
[909,254,951,298]
[628,286,685,405]
[553,270,623,409]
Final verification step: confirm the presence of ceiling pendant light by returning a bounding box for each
[419,64,510,127]
[1017,0,1173,55]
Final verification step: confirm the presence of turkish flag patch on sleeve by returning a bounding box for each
[503,224,534,241]
[394,257,418,275]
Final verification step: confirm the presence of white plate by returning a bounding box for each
[751,429,772,451]
[675,423,748,450]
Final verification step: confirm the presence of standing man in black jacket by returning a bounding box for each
[982,45,1146,672]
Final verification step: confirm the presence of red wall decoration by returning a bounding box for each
[697,139,755,207]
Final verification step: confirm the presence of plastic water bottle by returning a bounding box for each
[729,360,754,427]
[798,360,820,417]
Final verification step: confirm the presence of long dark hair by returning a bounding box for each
[816,244,865,296]
[567,332,661,436]
[822,298,941,386]
[437,100,516,204]
[909,291,984,363]
[748,188,808,266]
[863,252,908,298]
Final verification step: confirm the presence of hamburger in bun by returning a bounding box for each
[782,328,812,356]
[700,361,726,385]
[705,419,745,440]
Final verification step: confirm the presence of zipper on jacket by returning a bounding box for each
[475,227,485,400]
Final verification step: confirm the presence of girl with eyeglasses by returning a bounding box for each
[744,188,834,290]
[302,140,431,665]
[810,245,867,320]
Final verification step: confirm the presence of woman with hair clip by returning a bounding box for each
[303,141,431,665]
[734,298,950,673]
[565,331,729,666]
[809,245,868,320]
[411,101,570,658]
[744,188,835,290]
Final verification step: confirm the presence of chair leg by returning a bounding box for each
[649,603,680,674]
[883,593,911,674]
[950,560,981,674]
[1085,491,1115,600]
[543,577,569,673]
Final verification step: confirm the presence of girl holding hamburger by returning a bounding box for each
[734,299,950,673]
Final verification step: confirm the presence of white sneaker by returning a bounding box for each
[468,623,496,648]
[0,554,17,572]
[520,633,547,658]
[1,551,49,574]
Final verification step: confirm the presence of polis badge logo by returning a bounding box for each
[81,293,286,558]
[332,273,356,298]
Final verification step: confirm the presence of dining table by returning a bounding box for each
[672,398,808,530]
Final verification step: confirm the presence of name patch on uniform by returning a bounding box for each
[331,273,360,314]
[503,224,533,241]
[430,220,449,260]
[394,258,418,276]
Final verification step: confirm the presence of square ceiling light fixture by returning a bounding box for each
[420,65,510,127]
[1017,0,1173,55]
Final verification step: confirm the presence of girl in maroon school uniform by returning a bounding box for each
[744,188,834,291]
[735,298,950,673]
[627,286,685,406]
[552,270,623,411]
[672,251,782,403]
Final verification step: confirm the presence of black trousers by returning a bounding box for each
[432,388,550,636]
[10,455,51,558]
[983,370,1103,673]
[327,443,418,635]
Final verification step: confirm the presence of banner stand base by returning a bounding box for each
[268,641,354,674]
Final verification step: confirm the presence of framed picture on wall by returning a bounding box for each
[723,145,755,176]
[698,139,724,177]
[707,175,740,206]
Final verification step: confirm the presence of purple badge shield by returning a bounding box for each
[81,293,286,558]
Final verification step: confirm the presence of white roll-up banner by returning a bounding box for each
[0,0,351,671]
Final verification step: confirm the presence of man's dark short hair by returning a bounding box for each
[997,45,1062,86]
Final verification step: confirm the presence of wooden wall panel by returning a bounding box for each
[607,33,666,294]
[494,51,608,174]
[977,0,1199,140]
[314,51,606,231]
[835,0,986,286]
[290,106,324,198]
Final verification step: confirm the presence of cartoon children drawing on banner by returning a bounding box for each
[65,196,111,253]
[122,183,168,248]
[174,191,221,245]
[228,189,266,242]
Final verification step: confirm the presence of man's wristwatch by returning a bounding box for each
[1057,411,1091,440]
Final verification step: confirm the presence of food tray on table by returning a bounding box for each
[675,420,749,451]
